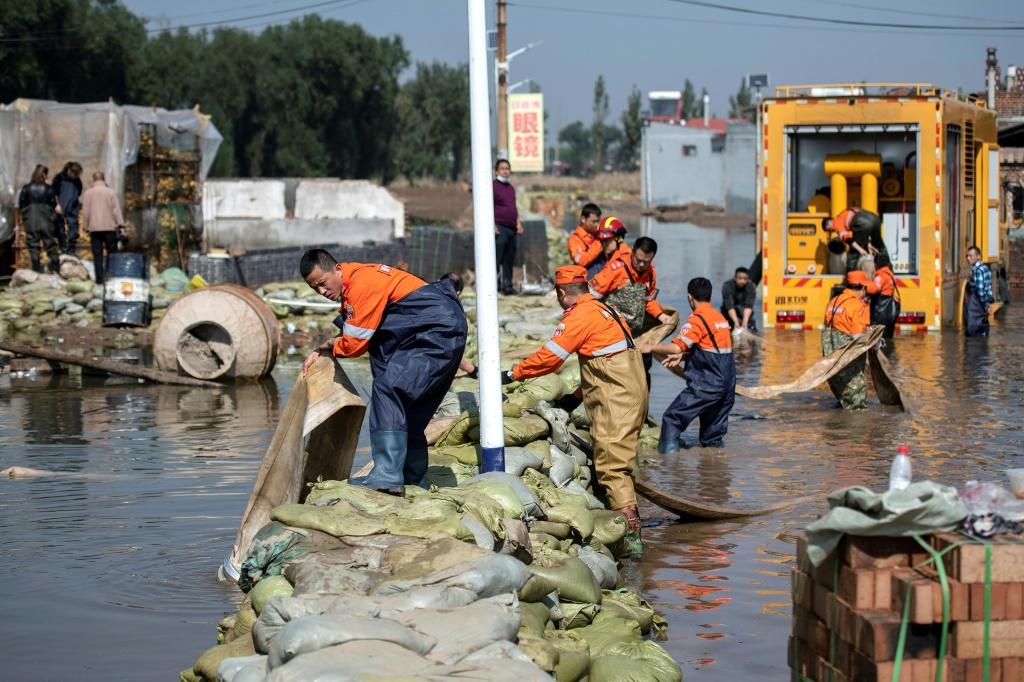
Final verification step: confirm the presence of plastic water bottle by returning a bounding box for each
[889,445,912,491]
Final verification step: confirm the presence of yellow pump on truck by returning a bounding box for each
[757,83,1006,331]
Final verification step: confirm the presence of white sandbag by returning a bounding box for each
[567,443,589,467]
[216,654,266,682]
[374,585,480,611]
[267,614,436,669]
[467,472,544,519]
[253,594,385,653]
[547,447,575,488]
[396,594,521,664]
[447,640,553,681]
[462,513,497,549]
[265,640,440,682]
[374,554,531,600]
[563,481,605,510]
[503,446,545,477]
[576,545,618,589]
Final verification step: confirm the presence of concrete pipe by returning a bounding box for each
[154,285,281,381]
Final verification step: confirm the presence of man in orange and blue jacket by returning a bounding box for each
[640,277,736,451]
[300,249,467,493]
[566,203,605,277]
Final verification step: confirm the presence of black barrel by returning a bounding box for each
[102,252,151,327]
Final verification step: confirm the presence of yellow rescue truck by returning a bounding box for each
[758,84,1006,331]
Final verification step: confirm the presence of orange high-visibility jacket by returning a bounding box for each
[332,263,425,358]
[868,266,900,301]
[567,225,604,268]
[672,303,733,353]
[589,244,665,318]
[825,289,870,336]
[512,294,633,380]
[833,208,857,242]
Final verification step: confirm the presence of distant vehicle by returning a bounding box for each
[758,83,1006,331]
[647,91,683,124]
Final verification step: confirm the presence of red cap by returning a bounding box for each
[897,445,909,455]
[555,265,589,286]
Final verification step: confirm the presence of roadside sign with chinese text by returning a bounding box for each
[507,93,544,172]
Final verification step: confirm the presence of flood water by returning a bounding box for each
[1,221,1021,680]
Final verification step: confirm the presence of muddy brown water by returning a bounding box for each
[1,221,1021,680]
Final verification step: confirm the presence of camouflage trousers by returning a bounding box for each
[821,328,867,410]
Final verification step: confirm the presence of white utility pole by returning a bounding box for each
[467,0,505,473]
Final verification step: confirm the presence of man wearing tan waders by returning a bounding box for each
[502,265,648,557]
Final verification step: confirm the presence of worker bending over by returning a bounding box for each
[641,278,735,451]
[567,203,605,277]
[504,265,648,556]
[822,270,871,409]
[300,250,468,493]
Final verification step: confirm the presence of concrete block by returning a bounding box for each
[294,179,405,237]
[204,218,393,250]
[203,179,287,220]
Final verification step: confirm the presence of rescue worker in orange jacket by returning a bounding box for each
[503,265,648,556]
[864,252,900,339]
[639,278,736,451]
[822,270,871,409]
[566,203,605,277]
[300,249,467,493]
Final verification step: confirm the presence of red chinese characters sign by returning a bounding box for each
[507,93,544,172]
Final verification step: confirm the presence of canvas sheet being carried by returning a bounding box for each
[224,356,366,579]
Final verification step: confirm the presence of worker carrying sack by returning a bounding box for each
[602,283,647,332]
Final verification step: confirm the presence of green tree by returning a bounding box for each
[558,121,591,175]
[617,86,643,171]
[394,61,470,183]
[729,77,752,118]
[590,75,609,171]
[681,79,697,119]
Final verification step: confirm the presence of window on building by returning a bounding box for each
[682,145,697,156]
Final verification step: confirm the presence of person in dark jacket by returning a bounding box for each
[640,278,736,450]
[720,266,757,332]
[300,250,468,493]
[51,161,83,254]
[17,164,60,273]
[964,245,993,337]
[493,158,522,295]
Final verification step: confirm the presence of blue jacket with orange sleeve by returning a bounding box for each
[671,302,735,394]
[512,294,633,380]
[332,263,426,358]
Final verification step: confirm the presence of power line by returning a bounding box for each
[657,0,1024,31]
[0,0,369,44]
[507,2,1024,37]
[795,0,1018,24]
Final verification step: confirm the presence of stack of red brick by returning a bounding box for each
[791,532,1024,681]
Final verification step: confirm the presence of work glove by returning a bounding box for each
[732,327,744,338]
[500,370,515,385]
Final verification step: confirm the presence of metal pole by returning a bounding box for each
[496,0,508,159]
[467,0,505,473]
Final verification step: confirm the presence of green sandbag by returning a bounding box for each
[217,599,257,643]
[387,536,491,580]
[530,521,571,540]
[249,575,293,615]
[519,600,552,636]
[65,280,93,294]
[430,443,480,465]
[544,501,594,540]
[529,549,602,605]
[518,635,559,672]
[429,488,507,538]
[557,358,581,389]
[504,374,566,409]
[589,640,681,682]
[638,424,661,452]
[436,404,525,447]
[467,414,550,446]
[573,616,642,656]
[560,602,600,629]
[524,439,553,468]
[423,462,478,487]
[529,530,563,549]
[272,501,389,537]
[304,480,405,514]
[545,630,591,682]
[385,496,475,542]
[189,634,256,682]
[598,590,659,634]
[458,479,525,519]
[519,573,559,602]
[591,510,628,546]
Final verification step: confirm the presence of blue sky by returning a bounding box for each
[121,0,1024,136]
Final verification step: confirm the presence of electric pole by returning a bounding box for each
[496,0,508,159]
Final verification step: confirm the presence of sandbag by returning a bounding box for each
[589,640,682,682]
[396,593,521,664]
[430,443,481,465]
[266,614,436,669]
[553,649,589,682]
[385,536,492,581]
[519,600,553,636]
[264,639,438,681]
[559,601,601,629]
[250,575,294,615]
[544,500,595,540]
[237,522,328,592]
[191,632,257,682]
[573,616,642,656]
[599,589,660,634]
[218,600,257,644]
[271,501,389,538]
[530,520,572,539]
[502,446,545,477]
[457,479,526,520]
[252,595,382,654]
[504,374,566,409]
[453,640,554,681]
[546,445,575,488]
[575,545,618,589]
[282,550,384,596]
[467,471,544,518]
[303,480,404,513]
[529,550,602,605]
[531,402,571,452]
[591,509,628,546]
[467,414,550,446]
[374,554,531,600]
[432,488,508,538]
[519,573,559,603]
[216,654,265,682]
[517,634,559,672]
[424,460,479,487]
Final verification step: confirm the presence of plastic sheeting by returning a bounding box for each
[0,99,222,206]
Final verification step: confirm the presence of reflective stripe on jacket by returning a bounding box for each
[671,303,735,394]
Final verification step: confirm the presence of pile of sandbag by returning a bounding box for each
[182,369,679,682]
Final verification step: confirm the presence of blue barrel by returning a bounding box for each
[103,252,151,327]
